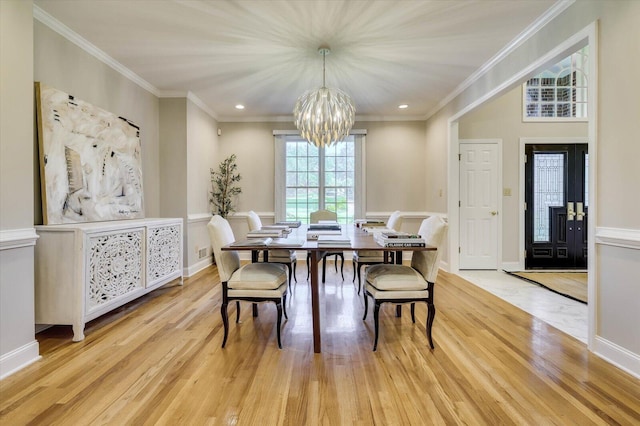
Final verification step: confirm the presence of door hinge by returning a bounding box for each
[524,202,527,211]
[458,153,461,161]
[524,249,527,258]
[524,153,527,163]
[459,200,461,207]
[459,246,461,253]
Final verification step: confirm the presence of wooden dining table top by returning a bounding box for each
[221,224,437,252]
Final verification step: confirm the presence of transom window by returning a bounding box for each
[523,46,588,121]
[274,133,365,224]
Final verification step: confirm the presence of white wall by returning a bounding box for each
[0,0,40,379]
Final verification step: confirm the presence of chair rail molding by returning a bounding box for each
[0,228,39,251]
[187,213,213,224]
[595,227,640,250]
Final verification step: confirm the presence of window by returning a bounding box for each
[523,46,588,121]
[274,132,365,224]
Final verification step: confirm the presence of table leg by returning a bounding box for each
[310,250,321,353]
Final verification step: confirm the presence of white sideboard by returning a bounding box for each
[35,218,183,341]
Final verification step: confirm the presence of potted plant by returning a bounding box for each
[210,154,242,218]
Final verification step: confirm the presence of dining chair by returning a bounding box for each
[208,215,289,349]
[352,210,403,294]
[247,210,297,287]
[307,209,344,283]
[362,215,448,351]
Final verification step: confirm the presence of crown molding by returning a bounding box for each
[425,0,575,119]
[33,5,160,97]
[187,92,219,121]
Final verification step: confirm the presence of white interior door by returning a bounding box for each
[459,140,500,269]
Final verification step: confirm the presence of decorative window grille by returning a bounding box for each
[523,46,588,121]
[533,153,565,242]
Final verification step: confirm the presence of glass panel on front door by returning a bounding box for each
[533,153,565,242]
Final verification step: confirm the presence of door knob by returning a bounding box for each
[490,211,498,216]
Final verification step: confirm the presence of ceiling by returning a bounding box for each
[34,0,558,121]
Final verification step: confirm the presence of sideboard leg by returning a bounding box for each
[72,323,85,342]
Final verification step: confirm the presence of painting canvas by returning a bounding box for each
[36,82,144,224]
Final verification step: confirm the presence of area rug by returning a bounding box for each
[507,271,588,304]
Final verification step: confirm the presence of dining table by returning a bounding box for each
[221,224,436,353]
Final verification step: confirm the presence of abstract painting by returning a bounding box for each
[35,82,144,224]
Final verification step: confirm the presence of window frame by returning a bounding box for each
[274,130,366,224]
[522,46,589,122]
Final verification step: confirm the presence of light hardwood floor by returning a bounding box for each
[1,262,639,425]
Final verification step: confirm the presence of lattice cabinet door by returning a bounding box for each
[85,227,145,316]
[146,222,183,288]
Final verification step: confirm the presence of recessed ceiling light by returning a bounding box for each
[235,104,245,110]
[398,104,409,109]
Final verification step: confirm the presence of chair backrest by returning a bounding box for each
[387,210,403,231]
[310,209,337,223]
[247,210,262,231]
[411,216,448,283]
[207,215,241,282]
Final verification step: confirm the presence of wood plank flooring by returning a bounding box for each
[1,262,638,425]
[510,271,588,303]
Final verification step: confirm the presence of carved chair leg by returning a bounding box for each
[357,263,365,294]
[306,253,311,280]
[235,300,241,323]
[285,263,293,287]
[352,260,357,283]
[426,302,436,349]
[292,261,297,283]
[283,294,288,320]
[411,303,416,323]
[322,256,327,283]
[338,254,344,280]
[373,301,381,351]
[363,290,369,320]
[275,300,283,349]
[221,302,229,348]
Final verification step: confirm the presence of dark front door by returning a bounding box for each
[525,144,588,269]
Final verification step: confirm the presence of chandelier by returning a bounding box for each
[293,46,356,148]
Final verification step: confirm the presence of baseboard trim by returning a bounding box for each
[184,256,213,277]
[592,335,640,379]
[0,340,41,380]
